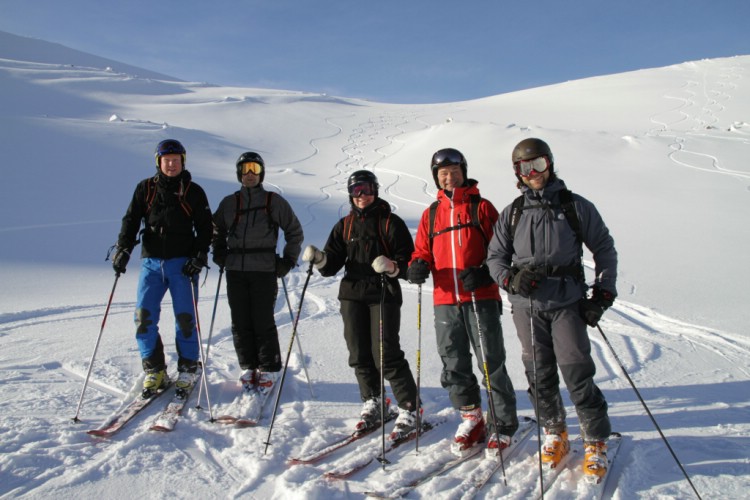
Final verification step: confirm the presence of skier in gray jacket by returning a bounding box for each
[212,152,304,401]
[486,138,617,480]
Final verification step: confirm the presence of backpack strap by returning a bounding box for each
[558,189,582,243]
[377,212,392,258]
[428,195,487,252]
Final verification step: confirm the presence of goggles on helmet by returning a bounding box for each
[348,182,376,198]
[514,156,550,177]
[240,162,263,175]
[432,149,465,169]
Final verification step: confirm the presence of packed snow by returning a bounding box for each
[1,31,748,499]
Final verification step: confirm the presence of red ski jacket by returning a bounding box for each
[410,181,501,306]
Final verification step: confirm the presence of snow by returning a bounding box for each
[1,31,749,499]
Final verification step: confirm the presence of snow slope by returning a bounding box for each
[1,32,748,499]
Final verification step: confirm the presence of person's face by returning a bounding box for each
[159,154,183,177]
[436,164,464,191]
[241,171,261,188]
[521,167,550,190]
[352,191,375,209]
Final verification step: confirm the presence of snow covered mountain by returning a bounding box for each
[1,31,748,499]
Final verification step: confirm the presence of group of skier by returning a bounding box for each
[111,136,618,481]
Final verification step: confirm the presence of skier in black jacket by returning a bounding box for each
[302,170,420,440]
[112,139,213,398]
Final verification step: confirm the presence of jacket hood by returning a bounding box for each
[437,178,480,204]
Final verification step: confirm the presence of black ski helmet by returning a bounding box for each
[511,138,554,167]
[235,151,265,183]
[347,170,379,198]
[430,148,467,189]
[155,139,186,170]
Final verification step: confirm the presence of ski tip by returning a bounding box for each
[86,429,112,438]
[234,419,259,428]
[149,425,172,432]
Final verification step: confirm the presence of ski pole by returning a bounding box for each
[196,266,223,409]
[376,273,391,468]
[282,275,315,399]
[596,324,702,499]
[264,262,314,454]
[470,291,506,485]
[529,296,545,498]
[72,273,120,422]
[415,284,423,453]
[189,275,214,422]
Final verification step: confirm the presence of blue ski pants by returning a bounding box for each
[134,257,199,371]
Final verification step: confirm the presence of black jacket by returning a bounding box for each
[319,198,414,304]
[117,170,213,259]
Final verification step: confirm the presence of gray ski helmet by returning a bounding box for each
[347,170,379,198]
[511,138,554,167]
[236,151,265,183]
[430,148,467,189]
[155,139,186,169]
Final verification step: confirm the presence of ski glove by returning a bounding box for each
[112,246,130,275]
[212,247,227,268]
[406,259,430,284]
[459,265,494,292]
[182,252,207,277]
[301,245,327,269]
[506,266,543,298]
[371,255,398,277]
[276,255,295,278]
[579,286,616,327]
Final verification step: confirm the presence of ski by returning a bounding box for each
[149,369,202,432]
[288,406,398,465]
[367,416,536,499]
[87,378,173,438]
[532,437,581,500]
[580,432,623,498]
[215,380,282,427]
[460,416,537,498]
[323,418,442,480]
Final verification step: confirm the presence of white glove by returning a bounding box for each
[302,245,327,269]
[372,255,399,278]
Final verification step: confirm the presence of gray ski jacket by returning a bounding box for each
[212,185,303,272]
[486,178,617,311]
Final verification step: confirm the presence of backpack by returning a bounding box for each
[508,189,582,242]
[342,210,393,258]
[144,175,193,217]
[427,194,489,252]
[229,191,278,238]
[508,189,585,280]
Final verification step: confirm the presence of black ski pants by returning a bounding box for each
[226,270,282,372]
[340,299,418,411]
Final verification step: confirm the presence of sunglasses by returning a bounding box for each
[514,156,550,177]
[240,162,263,175]
[432,149,464,168]
[349,182,376,198]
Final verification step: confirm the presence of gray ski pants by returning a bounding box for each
[434,299,518,435]
[512,302,611,441]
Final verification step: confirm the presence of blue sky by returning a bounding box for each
[1,0,748,104]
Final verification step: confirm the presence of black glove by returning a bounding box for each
[182,252,207,277]
[112,246,131,275]
[506,267,543,298]
[275,255,295,278]
[407,259,430,284]
[579,286,616,327]
[212,247,227,268]
[458,265,494,292]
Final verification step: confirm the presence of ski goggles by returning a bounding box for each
[240,161,263,175]
[514,156,550,177]
[348,182,376,198]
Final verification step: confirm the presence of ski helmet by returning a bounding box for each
[347,170,379,198]
[235,151,265,183]
[511,138,554,167]
[430,148,467,189]
[155,139,186,169]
